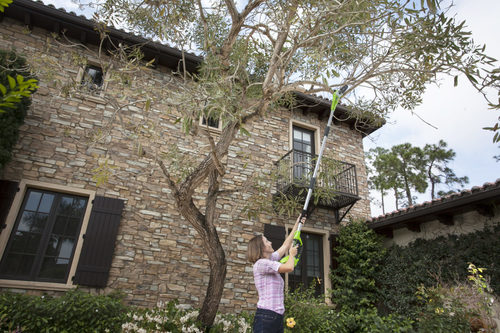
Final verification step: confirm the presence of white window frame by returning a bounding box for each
[0,180,95,291]
[75,61,110,98]
[199,115,223,133]
[289,120,320,155]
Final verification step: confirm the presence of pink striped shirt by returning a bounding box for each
[253,251,284,314]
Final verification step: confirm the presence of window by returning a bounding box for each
[0,189,88,283]
[200,115,222,131]
[288,231,324,296]
[264,223,331,301]
[292,126,316,181]
[81,65,104,91]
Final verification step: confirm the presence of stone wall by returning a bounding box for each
[385,206,500,248]
[0,16,371,312]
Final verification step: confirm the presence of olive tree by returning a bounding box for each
[39,0,500,327]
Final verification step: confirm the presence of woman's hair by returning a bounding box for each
[247,235,264,263]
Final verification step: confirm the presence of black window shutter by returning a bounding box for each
[0,180,19,234]
[263,224,286,253]
[73,196,124,288]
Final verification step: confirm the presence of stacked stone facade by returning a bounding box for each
[0,8,371,312]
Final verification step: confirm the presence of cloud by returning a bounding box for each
[364,0,500,216]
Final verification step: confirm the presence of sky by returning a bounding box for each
[40,0,499,217]
[363,0,500,216]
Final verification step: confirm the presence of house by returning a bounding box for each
[0,0,380,312]
[368,179,500,246]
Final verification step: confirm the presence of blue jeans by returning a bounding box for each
[253,308,284,333]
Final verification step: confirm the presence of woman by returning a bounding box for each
[247,215,306,333]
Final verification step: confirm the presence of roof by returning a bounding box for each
[368,179,500,234]
[3,0,383,136]
[3,0,203,72]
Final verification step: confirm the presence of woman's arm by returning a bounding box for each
[276,215,306,258]
[278,245,298,273]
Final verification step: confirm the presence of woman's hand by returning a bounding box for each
[277,214,307,258]
[279,244,299,273]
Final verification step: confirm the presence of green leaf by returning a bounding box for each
[16,74,24,85]
[239,126,251,137]
[0,83,6,96]
[7,75,16,90]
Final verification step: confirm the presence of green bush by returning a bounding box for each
[284,284,334,332]
[376,224,500,317]
[0,289,127,332]
[122,300,253,332]
[330,307,414,333]
[0,49,37,170]
[331,219,386,311]
[283,285,414,333]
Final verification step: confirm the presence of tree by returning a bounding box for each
[422,140,468,199]
[390,143,427,207]
[366,147,399,214]
[367,144,426,209]
[32,0,500,327]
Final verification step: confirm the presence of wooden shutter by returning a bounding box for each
[0,180,19,234]
[263,224,285,252]
[73,196,124,288]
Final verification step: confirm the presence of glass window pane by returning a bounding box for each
[0,254,34,276]
[38,257,68,280]
[58,197,74,216]
[303,133,311,143]
[18,212,36,232]
[32,213,48,233]
[53,216,66,235]
[293,129,302,140]
[45,235,60,256]
[38,194,54,213]
[75,199,87,215]
[82,66,103,87]
[59,238,75,259]
[65,218,80,236]
[1,190,88,282]
[25,191,42,211]
[11,232,42,254]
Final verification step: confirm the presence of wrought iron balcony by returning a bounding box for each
[274,150,360,220]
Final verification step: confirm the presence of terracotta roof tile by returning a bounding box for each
[368,178,500,225]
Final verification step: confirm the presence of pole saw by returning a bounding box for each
[280,85,348,266]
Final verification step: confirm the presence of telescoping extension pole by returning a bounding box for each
[280,85,348,266]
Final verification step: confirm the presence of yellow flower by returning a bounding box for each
[435,307,444,314]
[286,317,296,328]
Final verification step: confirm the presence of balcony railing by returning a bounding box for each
[275,150,360,213]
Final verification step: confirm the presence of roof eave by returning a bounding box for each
[369,185,500,230]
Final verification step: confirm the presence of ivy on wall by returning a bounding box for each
[0,49,37,170]
[376,223,500,317]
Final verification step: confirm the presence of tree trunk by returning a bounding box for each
[197,228,227,328]
[393,187,399,210]
[380,189,385,215]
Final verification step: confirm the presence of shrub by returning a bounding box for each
[0,49,37,170]
[0,288,127,332]
[284,284,334,332]
[376,224,500,317]
[414,263,498,333]
[122,300,253,333]
[330,219,386,311]
[330,307,414,333]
